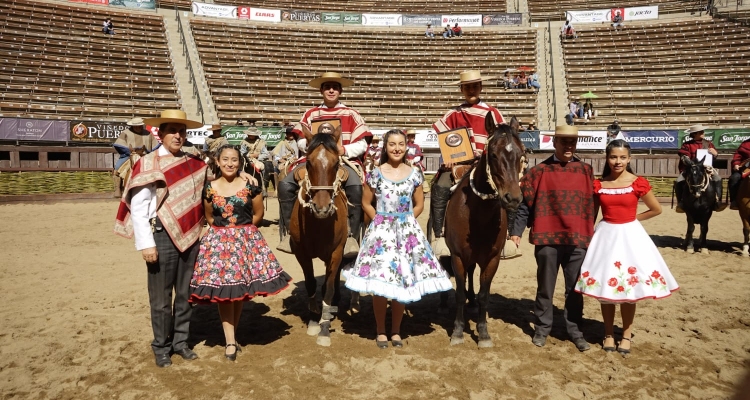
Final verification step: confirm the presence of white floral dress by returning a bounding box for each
[343,167,453,303]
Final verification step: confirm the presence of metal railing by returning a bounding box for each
[176,8,205,123]
[547,20,557,124]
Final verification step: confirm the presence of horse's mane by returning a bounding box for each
[306,133,340,157]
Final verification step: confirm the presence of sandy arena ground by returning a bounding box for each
[0,199,749,400]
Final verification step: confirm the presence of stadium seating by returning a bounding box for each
[212,0,506,14]
[562,18,750,129]
[0,0,180,121]
[528,0,702,21]
[190,20,539,128]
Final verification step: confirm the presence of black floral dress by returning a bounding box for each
[189,182,291,303]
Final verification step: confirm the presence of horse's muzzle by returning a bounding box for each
[311,203,336,219]
[502,192,522,210]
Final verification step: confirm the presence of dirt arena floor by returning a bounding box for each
[0,199,749,400]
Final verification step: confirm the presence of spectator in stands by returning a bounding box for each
[517,71,529,89]
[675,124,726,212]
[729,137,750,209]
[276,72,371,257]
[561,20,577,40]
[502,71,515,89]
[430,70,505,257]
[529,72,541,93]
[425,24,434,39]
[103,18,115,35]
[612,10,625,30]
[527,120,537,131]
[567,100,579,125]
[452,23,463,38]
[606,119,621,143]
[583,99,594,119]
[443,24,453,39]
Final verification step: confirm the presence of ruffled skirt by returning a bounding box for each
[575,220,679,303]
[190,224,291,303]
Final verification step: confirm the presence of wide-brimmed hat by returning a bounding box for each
[685,124,709,135]
[371,135,381,141]
[243,127,261,137]
[405,128,417,136]
[210,123,222,131]
[308,72,353,89]
[450,70,495,85]
[126,117,145,126]
[143,110,203,130]
[541,125,590,137]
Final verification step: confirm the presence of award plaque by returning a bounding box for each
[310,118,342,145]
[437,127,474,164]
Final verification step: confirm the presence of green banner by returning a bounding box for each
[342,13,362,24]
[321,12,342,24]
[678,130,714,146]
[221,126,284,148]
[108,0,156,10]
[678,128,750,150]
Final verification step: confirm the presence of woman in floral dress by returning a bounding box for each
[190,145,291,360]
[575,140,679,355]
[343,130,453,349]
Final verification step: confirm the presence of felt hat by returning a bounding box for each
[210,123,222,131]
[450,70,495,85]
[126,117,145,126]
[541,125,589,137]
[405,128,417,136]
[685,124,709,135]
[143,110,203,130]
[243,127,261,137]
[308,72,353,89]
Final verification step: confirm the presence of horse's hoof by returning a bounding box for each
[478,340,494,348]
[307,321,321,336]
[450,336,464,346]
[686,248,694,254]
[316,336,331,347]
[700,248,710,255]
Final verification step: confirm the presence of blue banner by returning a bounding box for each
[519,130,540,150]
[619,130,679,149]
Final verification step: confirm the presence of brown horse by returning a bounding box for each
[445,115,525,347]
[737,161,750,257]
[289,126,349,346]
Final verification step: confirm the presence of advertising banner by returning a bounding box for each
[371,129,439,149]
[361,13,402,26]
[708,128,750,150]
[70,0,108,5]
[109,0,155,10]
[220,126,284,148]
[17,119,69,141]
[281,9,321,23]
[321,12,342,24]
[617,130,679,149]
[69,121,129,144]
[625,6,659,21]
[342,13,362,24]
[402,14,442,27]
[441,14,483,27]
[565,9,610,23]
[539,131,607,150]
[238,6,251,19]
[191,2,238,19]
[678,130,714,146]
[519,130,540,150]
[0,118,19,140]
[482,13,523,26]
[250,7,281,23]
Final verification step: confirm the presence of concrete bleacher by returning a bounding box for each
[212,0,507,14]
[561,18,750,129]
[190,20,539,128]
[528,0,702,21]
[0,0,180,121]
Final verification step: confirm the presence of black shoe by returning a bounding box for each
[174,348,198,360]
[572,337,591,352]
[532,333,547,347]
[376,334,388,349]
[391,334,403,348]
[225,344,238,361]
[618,337,632,355]
[154,353,172,368]
[602,335,616,352]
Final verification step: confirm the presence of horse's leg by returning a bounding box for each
[298,256,321,336]
[699,219,710,255]
[450,255,468,346]
[743,223,750,257]
[685,215,695,254]
[466,264,479,315]
[317,253,343,347]
[476,259,500,348]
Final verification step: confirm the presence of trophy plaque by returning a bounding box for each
[437,127,474,164]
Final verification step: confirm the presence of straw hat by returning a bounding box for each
[541,125,589,137]
[210,123,222,131]
[405,128,417,136]
[450,70,495,85]
[143,110,203,130]
[243,127,261,137]
[126,117,145,126]
[685,124,709,135]
[371,135,381,141]
[308,72,353,89]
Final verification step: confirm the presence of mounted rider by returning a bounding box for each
[405,128,426,173]
[430,70,505,257]
[114,117,160,171]
[675,124,727,213]
[276,72,371,257]
[272,127,300,181]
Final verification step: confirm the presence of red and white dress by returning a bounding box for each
[575,177,679,303]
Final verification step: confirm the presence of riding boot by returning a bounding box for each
[344,185,363,259]
[729,172,742,210]
[713,180,727,212]
[675,180,686,213]
[276,178,298,254]
[430,184,452,257]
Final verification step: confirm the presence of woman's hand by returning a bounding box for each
[239,172,259,186]
[142,247,158,263]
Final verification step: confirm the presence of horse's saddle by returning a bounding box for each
[452,165,472,182]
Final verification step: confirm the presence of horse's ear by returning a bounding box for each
[509,116,520,134]
[698,155,706,165]
[302,124,313,144]
[484,112,497,137]
[332,124,342,144]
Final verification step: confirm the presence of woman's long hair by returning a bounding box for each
[378,129,408,166]
[601,139,634,178]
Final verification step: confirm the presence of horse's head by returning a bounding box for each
[302,124,344,218]
[685,156,709,198]
[483,114,526,209]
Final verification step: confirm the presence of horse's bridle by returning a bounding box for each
[297,164,346,210]
[468,131,524,201]
[687,164,710,198]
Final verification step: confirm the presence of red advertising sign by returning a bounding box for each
[70,0,109,5]
[238,6,251,19]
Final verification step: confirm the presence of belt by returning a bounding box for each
[149,217,165,233]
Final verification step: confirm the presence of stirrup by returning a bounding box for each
[343,237,360,258]
[276,235,292,254]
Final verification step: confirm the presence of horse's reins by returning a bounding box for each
[297,166,346,210]
[687,165,710,198]
[468,130,524,201]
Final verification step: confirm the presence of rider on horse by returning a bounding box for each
[729,137,750,210]
[114,117,160,170]
[675,124,727,213]
[272,127,300,180]
[276,72,371,257]
[405,129,426,173]
[430,70,505,257]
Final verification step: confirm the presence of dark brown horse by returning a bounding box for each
[289,126,349,346]
[737,160,750,257]
[680,157,716,254]
[445,115,525,347]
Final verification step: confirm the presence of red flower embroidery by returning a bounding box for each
[608,278,618,287]
[645,279,651,285]
[586,278,596,286]
[659,277,666,285]
[627,266,637,275]
[617,286,625,292]
[627,276,639,286]
[651,271,661,279]
[614,261,622,269]
[582,271,590,278]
